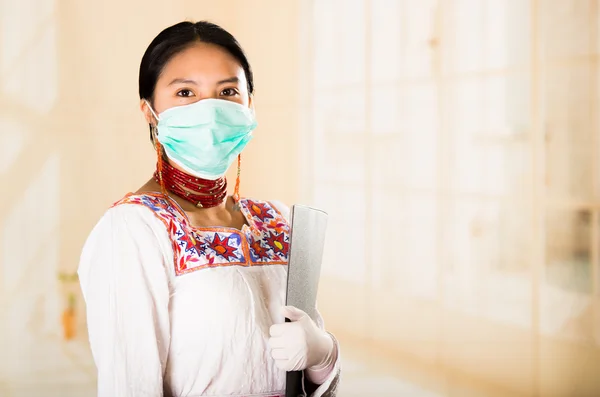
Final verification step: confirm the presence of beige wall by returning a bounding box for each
[2,1,600,396]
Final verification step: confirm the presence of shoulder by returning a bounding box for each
[83,194,173,251]
[111,192,182,226]
[83,205,161,251]
[78,197,174,300]
[268,200,290,221]
[112,192,171,212]
[107,193,172,226]
[241,197,290,222]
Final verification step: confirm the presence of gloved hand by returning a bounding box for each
[268,306,334,372]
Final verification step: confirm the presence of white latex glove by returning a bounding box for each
[268,306,334,372]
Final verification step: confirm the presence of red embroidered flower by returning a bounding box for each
[266,232,289,254]
[250,240,271,261]
[249,202,274,222]
[208,233,238,261]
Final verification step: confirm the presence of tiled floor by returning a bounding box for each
[338,375,444,397]
[337,350,445,397]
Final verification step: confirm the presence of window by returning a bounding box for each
[305,0,600,345]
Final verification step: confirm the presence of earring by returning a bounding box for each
[233,154,242,209]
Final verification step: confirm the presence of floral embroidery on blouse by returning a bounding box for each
[113,193,290,276]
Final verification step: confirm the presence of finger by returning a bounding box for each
[268,336,286,349]
[270,348,289,361]
[282,305,307,322]
[273,359,293,372]
[269,323,287,337]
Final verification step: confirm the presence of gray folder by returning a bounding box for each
[285,204,328,397]
[285,204,328,320]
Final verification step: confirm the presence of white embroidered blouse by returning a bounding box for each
[78,193,340,397]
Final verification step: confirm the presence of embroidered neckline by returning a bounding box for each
[122,192,258,235]
[113,192,290,276]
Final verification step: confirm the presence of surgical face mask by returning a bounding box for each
[146,98,257,180]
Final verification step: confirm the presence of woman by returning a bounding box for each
[78,21,340,397]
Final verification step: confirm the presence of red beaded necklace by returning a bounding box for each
[154,160,228,208]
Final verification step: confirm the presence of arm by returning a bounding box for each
[78,205,171,397]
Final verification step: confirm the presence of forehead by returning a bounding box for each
[158,41,246,84]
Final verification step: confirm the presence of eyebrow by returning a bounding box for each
[168,78,198,86]
[217,77,240,85]
[167,77,240,86]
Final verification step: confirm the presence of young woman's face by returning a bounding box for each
[142,41,250,121]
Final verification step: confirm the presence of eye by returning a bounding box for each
[177,89,194,97]
[220,88,239,97]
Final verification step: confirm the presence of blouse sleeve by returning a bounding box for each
[78,205,172,397]
[270,200,342,397]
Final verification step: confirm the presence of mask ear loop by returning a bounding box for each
[145,99,160,122]
[145,100,168,198]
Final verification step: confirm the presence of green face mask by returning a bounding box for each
[147,98,257,180]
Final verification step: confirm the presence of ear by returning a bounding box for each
[247,94,254,110]
[140,99,157,126]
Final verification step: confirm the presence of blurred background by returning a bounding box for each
[1,0,600,396]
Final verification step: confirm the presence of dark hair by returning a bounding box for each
[139,21,254,139]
